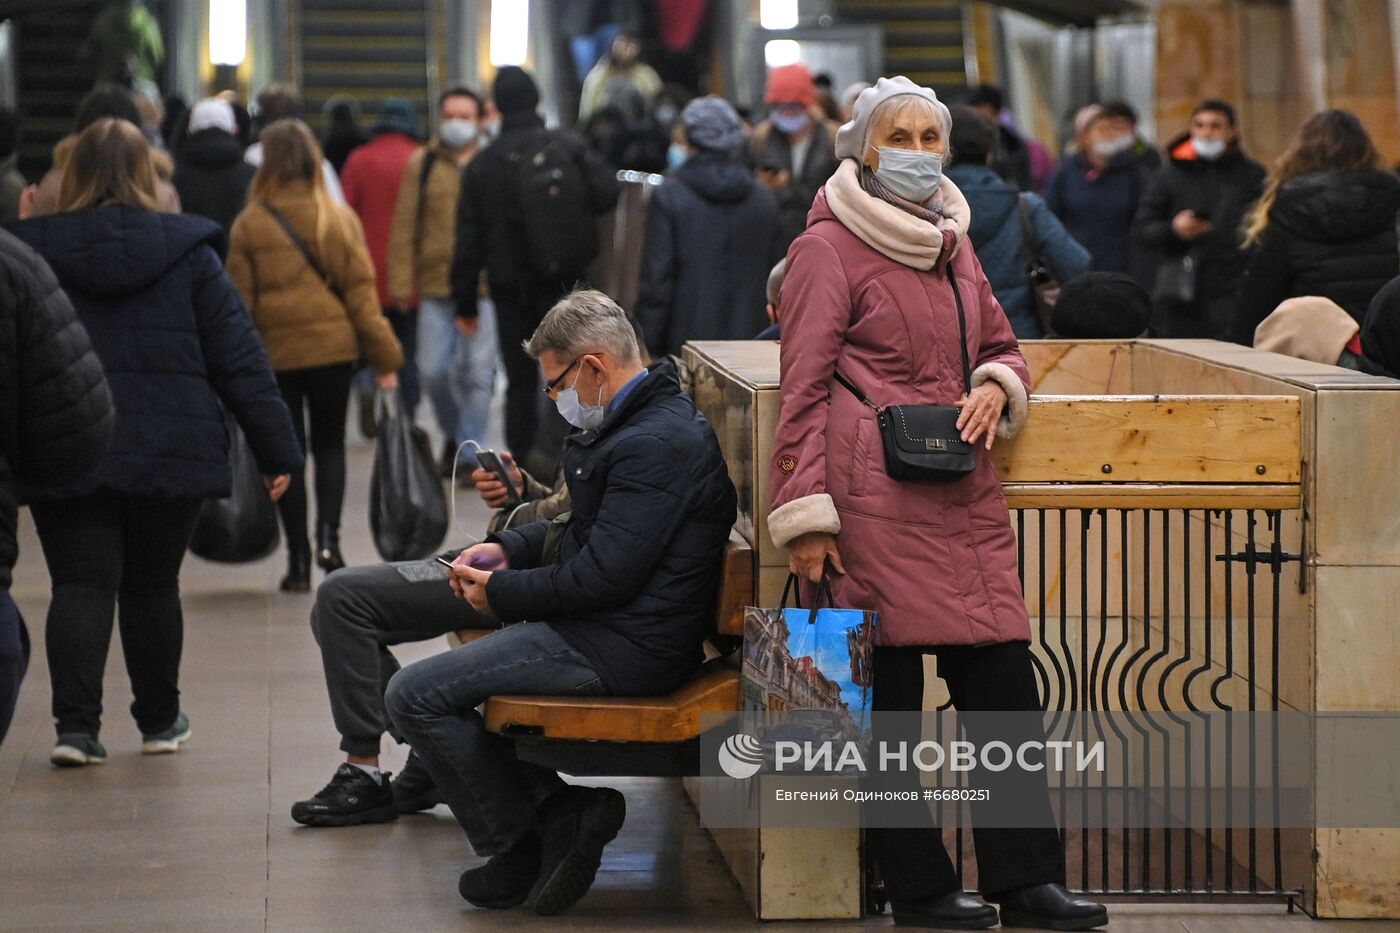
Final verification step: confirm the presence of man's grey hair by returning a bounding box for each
[525,289,641,362]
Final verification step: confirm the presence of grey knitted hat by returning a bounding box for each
[833,76,952,161]
[681,95,743,152]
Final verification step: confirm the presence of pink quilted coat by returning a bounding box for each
[767,188,1032,647]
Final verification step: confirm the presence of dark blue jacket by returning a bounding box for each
[487,360,738,695]
[635,151,787,356]
[950,164,1091,338]
[1045,150,1152,279]
[7,206,302,501]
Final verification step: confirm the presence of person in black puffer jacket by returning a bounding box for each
[385,290,736,914]
[1234,110,1400,344]
[0,230,114,746]
[172,97,256,247]
[7,118,303,768]
[636,96,786,357]
[1133,100,1266,339]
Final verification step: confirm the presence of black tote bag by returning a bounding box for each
[369,389,449,562]
[189,416,281,563]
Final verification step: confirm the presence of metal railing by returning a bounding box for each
[926,506,1304,904]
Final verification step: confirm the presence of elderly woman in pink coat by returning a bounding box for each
[767,78,1108,931]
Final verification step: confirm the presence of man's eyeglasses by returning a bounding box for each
[543,358,581,400]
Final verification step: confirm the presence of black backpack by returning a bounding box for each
[509,132,601,282]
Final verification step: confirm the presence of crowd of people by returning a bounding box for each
[8,38,1400,928]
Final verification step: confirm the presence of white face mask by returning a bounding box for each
[1091,133,1135,160]
[1192,136,1227,161]
[440,118,478,149]
[553,365,605,431]
[874,147,944,204]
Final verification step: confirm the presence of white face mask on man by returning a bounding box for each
[440,118,478,149]
[553,365,605,431]
[1192,136,1227,161]
[1091,133,1135,160]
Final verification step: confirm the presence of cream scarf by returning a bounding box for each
[824,158,971,270]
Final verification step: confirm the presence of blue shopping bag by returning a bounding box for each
[741,574,877,744]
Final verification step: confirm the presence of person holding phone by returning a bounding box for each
[288,444,571,829]
[1132,99,1264,338]
[384,289,736,915]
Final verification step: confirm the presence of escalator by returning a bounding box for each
[295,0,437,130]
[835,0,968,96]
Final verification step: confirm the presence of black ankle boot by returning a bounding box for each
[315,523,345,573]
[280,539,311,592]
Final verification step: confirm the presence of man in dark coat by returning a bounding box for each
[1133,99,1265,338]
[451,66,620,467]
[386,290,736,916]
[635,96,785,357]
[172,97,256,249]
[0,229,114,745]
[748,63,841,250]
[1045,101,1156,282]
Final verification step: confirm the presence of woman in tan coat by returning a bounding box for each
[228,119,403,592]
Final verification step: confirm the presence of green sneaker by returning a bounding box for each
[51,734,107,767]
[141,713,191,755]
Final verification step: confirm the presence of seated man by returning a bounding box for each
[289,446,567,827]
[384,289,737,915]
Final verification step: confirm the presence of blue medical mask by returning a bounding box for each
[554,366,605,431]
[666,141,689,172]
[772,110,810,135]
[874,147,944,204]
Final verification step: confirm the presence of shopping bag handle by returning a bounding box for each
[782,572,836,624]
[373,386,401,428]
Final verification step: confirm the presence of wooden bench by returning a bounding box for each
[450,532,754,775]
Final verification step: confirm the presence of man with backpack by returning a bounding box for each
[451,67,620,467]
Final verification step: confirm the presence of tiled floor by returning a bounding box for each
[1,441,1394,931]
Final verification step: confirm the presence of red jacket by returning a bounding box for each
[341,132,419,306]
[768,188,1032,647]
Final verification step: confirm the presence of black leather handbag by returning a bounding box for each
[835,267,978,482]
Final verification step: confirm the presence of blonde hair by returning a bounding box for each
[249,118,356,256]
[1244,109,1381,247]
[56,118,160,213]
[862,95,951,164]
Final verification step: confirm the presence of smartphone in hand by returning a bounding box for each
[475,449,523,508]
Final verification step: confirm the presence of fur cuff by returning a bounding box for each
[768,494,841,549]
[971,362,1029,438]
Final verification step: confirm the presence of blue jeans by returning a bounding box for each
[0,590,28,747]
[385,621,606,855]
[417,296,498,457]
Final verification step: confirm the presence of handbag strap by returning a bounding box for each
[1016,192,1040,270]
[262,203,345,306]
[835,264,971,405]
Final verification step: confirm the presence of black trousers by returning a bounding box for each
[493,281,569,462]
[29,495,202,737]
[275,362,354,545]
[0,589,28,746]
[869,641,1066,902]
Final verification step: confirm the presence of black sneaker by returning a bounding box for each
[529,785,626,916]
[458,832,542,909]
[290,764,399,827]
[391,751,442,814]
